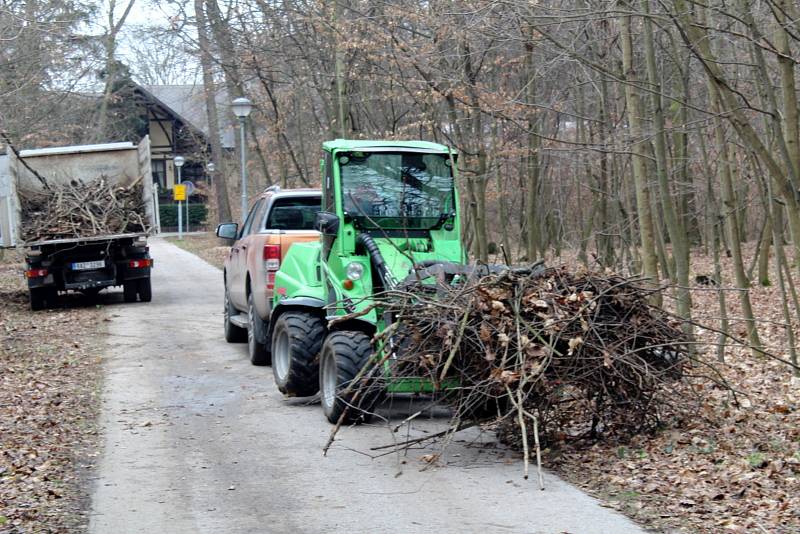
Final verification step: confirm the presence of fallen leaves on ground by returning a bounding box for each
[547,244,800,533]
[0,253,103,533]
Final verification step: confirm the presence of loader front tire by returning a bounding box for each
[271,312,324,396]
[320,331,378,424]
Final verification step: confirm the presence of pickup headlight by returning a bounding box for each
[345,262,365,280]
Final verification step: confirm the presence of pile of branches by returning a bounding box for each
[19,176,148,242]
[349,266,690,451]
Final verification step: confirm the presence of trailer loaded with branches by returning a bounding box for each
[0,138,157,309]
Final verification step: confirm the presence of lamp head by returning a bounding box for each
[231,97,253,118]
[174,155,185,168]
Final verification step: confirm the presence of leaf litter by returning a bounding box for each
[0,253,103,533]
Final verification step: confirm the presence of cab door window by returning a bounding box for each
[240,199,265,237]
[249,199,269,234]
[323,152,334,212]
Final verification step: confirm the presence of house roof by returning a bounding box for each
[140,84,236,149]
[19,142,135,158]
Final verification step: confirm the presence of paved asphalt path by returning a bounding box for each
[89,238,644,534]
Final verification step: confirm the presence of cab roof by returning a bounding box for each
[322,139,453,154]
[255,187,320,203]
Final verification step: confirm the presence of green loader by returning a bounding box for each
[268,139,469,423]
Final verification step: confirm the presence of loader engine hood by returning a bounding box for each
[356,233,464,289]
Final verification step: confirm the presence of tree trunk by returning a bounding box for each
[620,5,660,300]
[642,0,692,327]
[195,0,232,224]
[713,109,763,355]
[524,30,541,262]
[96,0,136,141]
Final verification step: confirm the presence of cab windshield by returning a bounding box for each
[339,151,455,230]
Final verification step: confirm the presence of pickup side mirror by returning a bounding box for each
[315,211,339,235]
[216,222,238,241]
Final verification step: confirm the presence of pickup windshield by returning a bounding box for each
[339,152,455,230]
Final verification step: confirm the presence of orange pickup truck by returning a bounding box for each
[216,186,321,365]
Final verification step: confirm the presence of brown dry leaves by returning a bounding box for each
[0,255,103,533]
[549,245,800,533]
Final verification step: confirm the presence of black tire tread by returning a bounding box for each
[30,288,46,311]
[224,285,247,343]
[274,312,325,396]
[123,281,137,303]
[137,277,152,302]
[322,331,377,424]
[248,292,270,365]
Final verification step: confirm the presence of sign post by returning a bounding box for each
[173,184,186,239]
[181,181,195,234]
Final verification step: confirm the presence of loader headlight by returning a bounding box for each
[345,262,365,281]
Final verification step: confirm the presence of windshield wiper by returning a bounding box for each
[430,212,454,230]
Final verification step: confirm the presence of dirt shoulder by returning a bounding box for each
[163,234,228,270]
[0,252,104,533]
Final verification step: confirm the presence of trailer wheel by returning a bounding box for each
[123,281,137,303]
[137,277,152,302]
[320,331,378,424]
[224,286,247,343]
[30,288,47,311]
[271,312,324,396]
[247,292,270,366]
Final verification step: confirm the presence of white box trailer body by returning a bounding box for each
[0,137,157,247]
[0,137,158,309]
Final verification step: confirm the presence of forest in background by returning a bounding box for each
[4,0,800,368]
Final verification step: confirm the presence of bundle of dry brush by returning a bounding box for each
[19,176,149,242]
[342,265,690,451]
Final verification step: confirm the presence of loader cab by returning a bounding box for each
[319,140,462,259]
[270,140,469,424]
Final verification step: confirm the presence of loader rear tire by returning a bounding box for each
[320,331,378,424]
[272,312,324,396]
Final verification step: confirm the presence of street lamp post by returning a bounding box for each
[206,161,216,183]
[231,97,252,223]
[174,156,185,239]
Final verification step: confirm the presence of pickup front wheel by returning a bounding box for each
[271,312,324,397]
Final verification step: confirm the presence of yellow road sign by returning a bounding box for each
[173,184,186,201]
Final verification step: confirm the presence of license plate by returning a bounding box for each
[71,260,106,271]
